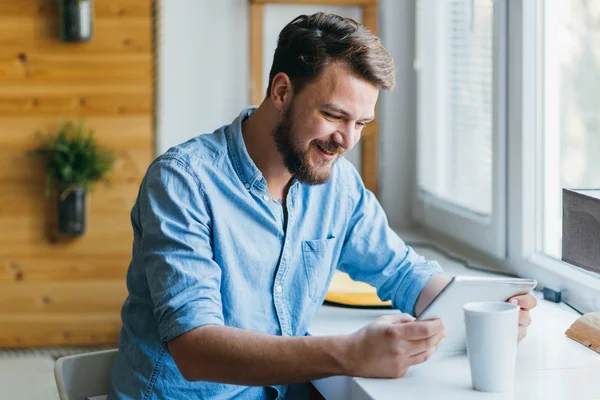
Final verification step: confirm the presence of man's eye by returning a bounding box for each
[356,122,366,127]
[324,112,340,120]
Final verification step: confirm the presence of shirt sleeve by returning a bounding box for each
[337,164,444,315]
[138,156,224,343]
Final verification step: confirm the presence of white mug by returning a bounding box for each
[463,301,520,392]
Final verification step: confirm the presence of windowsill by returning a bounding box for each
[312,228,599,399]
[309,291,599,400]
[393,225,514,277]
[395,223,600,314]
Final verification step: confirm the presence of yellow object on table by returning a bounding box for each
[324,272,392,308]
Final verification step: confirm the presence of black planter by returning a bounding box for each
[58,187,86,237]
[59,0,94,43]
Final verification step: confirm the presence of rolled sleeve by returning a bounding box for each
[337,166,444,315]
[389,249,443,315]
[139,157,224,342]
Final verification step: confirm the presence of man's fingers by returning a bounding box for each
[402,329,445,356]
[508,293,538,310]
[519,310,531,327]
[400,319,445,341]
[408,343,439,366]
[518,327,527,342]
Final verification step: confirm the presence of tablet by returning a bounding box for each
[416,276,537,354]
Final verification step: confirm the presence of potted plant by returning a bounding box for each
[29,121,115,237]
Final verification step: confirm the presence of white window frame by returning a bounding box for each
[506,0,600,314]
[414,0,600,313]
[413,0,508,259]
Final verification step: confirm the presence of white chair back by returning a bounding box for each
[54,348,118,400]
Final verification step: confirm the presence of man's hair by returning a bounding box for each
[266,12,395,98]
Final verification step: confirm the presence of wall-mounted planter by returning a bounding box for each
[58,187,86,237]
[59,0,94,43]
[28,121,115,240]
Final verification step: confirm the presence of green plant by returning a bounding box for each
[28,121,116,197]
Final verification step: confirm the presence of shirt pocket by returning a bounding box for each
[302,237,337,302]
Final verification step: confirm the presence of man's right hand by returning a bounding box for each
[345,314,446,379]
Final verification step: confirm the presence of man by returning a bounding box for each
[109,12,536,400]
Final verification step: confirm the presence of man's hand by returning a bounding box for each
[507,293,537,342]
[345,314,446,379]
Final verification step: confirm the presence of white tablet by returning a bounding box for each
[416,275,537,354]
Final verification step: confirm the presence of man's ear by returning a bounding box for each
[269,72,293,112]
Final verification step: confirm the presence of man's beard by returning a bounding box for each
[272,105,344,185]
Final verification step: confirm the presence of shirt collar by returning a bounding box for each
[226,107,266,190]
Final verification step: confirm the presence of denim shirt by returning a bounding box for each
[108,107,443,400]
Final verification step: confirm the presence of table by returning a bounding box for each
[308,292,600,399]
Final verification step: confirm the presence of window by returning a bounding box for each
[538,0,600,260]
[417,0,494,215]
[415,0,506,257]
[416,0,600,313]
[517,0,600,312]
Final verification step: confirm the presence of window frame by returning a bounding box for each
[506,0,600,314]
[415,0,600,313]
[413,0,508,259]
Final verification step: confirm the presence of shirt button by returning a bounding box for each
[244,183,250,189]
[262,195,270,202]
[275,285,283,294]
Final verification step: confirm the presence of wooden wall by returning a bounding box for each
[0,0,153,347]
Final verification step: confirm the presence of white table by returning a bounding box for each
[308,292,600,400]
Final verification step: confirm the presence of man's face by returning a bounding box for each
[272,63,379,185]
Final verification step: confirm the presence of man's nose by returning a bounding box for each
[332,122,359,151]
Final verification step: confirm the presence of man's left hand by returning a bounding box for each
[507,293,537,343]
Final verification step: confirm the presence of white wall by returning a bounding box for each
[156,0,417,229]
[156,0,250,152]
[378,0,418,229]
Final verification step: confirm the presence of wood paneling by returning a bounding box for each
[0,314,122,347]
[0,1,150,18]
[1,257,131,283]
[0,18,151,54]
[0,84,151,116]
[0,116,152,148]
[0,53,152,84]
[0,282,127,314]
[0,0,153,347]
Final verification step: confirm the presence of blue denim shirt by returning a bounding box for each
[108,107,443,400]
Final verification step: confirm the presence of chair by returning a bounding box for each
[54,348,118,400]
